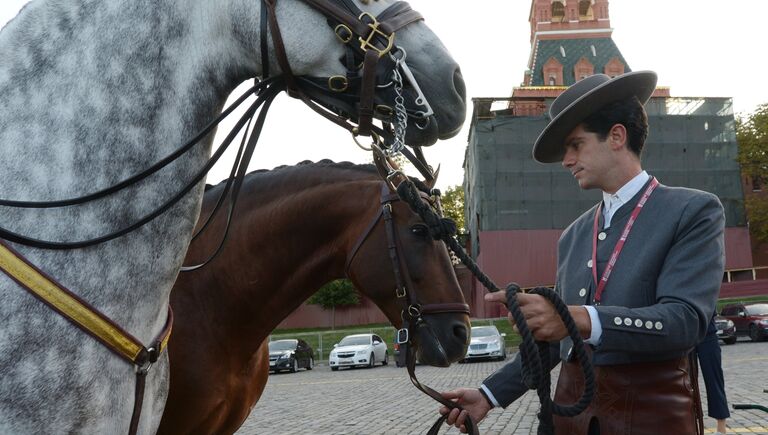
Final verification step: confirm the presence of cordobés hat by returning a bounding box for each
[532,70,658,163]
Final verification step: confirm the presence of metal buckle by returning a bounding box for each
[328,75,349,92]
[408,304,422,318]
[351,130,382,152]
[396,328,409,344]
[375,105,394,118]
[357,12,395,57]
[334,24,353,44]
[396,285,407,298]
[136,347,157,375]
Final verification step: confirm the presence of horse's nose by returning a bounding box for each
[453,67,466,105]
[452,321,469,345]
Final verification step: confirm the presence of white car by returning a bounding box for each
[461,325,506,362]
[329,333,388,371]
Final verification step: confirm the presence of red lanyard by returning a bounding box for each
[591,177,659,303]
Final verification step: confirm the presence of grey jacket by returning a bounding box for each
[483,178,725,408]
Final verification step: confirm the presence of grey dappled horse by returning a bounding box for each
[0,0,466,433]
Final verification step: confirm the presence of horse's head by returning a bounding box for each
[235,0,466,147]
[345,183,470,367]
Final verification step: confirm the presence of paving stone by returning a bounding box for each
[237,339,768,434]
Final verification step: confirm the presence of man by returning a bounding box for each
[440,71,725,435]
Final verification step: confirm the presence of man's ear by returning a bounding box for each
[608,124,628,150]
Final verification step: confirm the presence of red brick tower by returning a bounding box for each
[511,0,668,116]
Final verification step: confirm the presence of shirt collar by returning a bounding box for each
[602,171,649,209]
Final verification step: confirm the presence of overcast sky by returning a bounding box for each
[2,1,766,189]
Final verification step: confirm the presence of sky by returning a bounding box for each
[2,0,766,189]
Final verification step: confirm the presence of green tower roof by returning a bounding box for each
[530,38,630,86]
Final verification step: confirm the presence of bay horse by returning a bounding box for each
[158,161,471,435]
[0,1,466,433]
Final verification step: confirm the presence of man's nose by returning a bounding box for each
[562,148,575,168]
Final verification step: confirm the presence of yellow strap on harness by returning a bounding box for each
[0,241,170,364]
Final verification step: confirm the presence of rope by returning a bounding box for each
[395,179,595,434]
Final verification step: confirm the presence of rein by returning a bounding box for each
[345,183,476,433]
[391,178,596,435]
[0,80,284,250]
[0,2,445,433]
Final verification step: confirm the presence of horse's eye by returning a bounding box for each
[410,224,429,238]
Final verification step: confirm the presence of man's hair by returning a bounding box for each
[580,96,649,157]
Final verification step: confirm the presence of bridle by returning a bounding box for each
[262,0,439,179]
[0,1,445,433]
[345,181,478,435]
[345,183,471,332]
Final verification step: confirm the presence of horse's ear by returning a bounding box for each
[424,164,440,190]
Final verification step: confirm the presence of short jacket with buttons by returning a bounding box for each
[482,177,725,408]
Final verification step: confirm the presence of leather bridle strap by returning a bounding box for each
[0,239,173,435]
[261,0,424,137]
[344,182,471,435]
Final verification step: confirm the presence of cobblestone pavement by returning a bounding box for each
[237,339,768,435]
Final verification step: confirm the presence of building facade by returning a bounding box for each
[463,0,762,319]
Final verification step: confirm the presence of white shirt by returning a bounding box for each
[585,170,650,345]
[601,171,650,229]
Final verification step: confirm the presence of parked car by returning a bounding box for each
[392,337,420,367]
[461,325,506,362]
[714,315,737,345]
[329,333,388,371]
[720,303,768,342]
[268,339,314,373]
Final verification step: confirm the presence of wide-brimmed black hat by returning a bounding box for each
[532,70,658,163]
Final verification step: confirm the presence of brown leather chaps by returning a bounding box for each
[553,354,702,435]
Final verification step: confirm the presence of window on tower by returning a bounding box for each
[579,0,594,20]
[551,1,565,21]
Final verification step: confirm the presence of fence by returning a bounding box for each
[268,318,518,363]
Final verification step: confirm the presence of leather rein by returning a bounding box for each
[0,1,440,433]
[346,182,477,435]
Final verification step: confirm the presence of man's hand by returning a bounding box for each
[484,291,591,342]
[438,388,492,433]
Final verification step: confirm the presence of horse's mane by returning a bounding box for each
[204,160,378,192]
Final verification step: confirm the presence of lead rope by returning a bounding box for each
[395,179,595,435]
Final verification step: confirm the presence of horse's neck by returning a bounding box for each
[0,0,260,341]
[179,178,380,351]
[0,0,257,196]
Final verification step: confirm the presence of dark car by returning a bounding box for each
[720,303,768,342]
[714,315,737,345]
[268,339,314,373]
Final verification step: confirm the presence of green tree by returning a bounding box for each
[736,103,768,179]
[307,279,360,329]
[442,184,466,235]
[737,104,768,243]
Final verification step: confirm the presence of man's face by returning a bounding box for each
[561,124,612,190]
